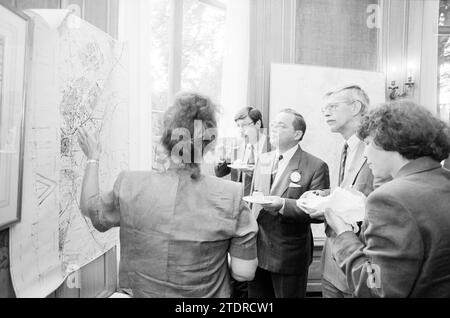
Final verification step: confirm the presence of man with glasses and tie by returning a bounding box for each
[215,107,267,196]
[215,106,267,298]
[311,85,385,298]
[248,109,329,298]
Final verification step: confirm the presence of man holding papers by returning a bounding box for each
[316,85,377,298]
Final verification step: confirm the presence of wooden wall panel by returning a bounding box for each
[84,0,108,33]
[52,247,117,298]
[0,0,15,8]
[416,0,439,113]
[80,253,106,298]
[380,0,438,110]
[15,0,61,9]
[383,0,409,91]
[54,279,81,298]
[0,229,15,298]
[60,0,83,11]
[248,0,297,128]
[295,0,380,71]
[104,246,118,294]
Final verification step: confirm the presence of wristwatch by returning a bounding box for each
[87,159,99,165]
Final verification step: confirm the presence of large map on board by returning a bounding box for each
[10,10,129,298]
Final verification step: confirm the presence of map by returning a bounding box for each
[10,10,129,297]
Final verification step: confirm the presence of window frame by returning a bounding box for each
[438,16,450,121]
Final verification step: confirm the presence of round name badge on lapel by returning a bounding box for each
[290,171,301,183]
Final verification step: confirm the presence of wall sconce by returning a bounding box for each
[388,76,415,100]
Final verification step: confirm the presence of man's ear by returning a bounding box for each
[351,101,363,116]
[294,130,304,141]
[255,120,262,129]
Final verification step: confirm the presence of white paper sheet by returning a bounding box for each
[298,187,367,225]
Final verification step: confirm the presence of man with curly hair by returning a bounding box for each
[325,100,450,297]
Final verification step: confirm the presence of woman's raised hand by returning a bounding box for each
[77,126,101,160]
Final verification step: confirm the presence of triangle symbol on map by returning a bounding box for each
[35,173,57,206]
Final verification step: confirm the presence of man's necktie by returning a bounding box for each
[338,142,349,186]
[270,154,283,189]
[243,145,255,196]
[248,145,255,165]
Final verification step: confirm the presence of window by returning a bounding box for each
[182,0,226,101]
[150,0,171,139]
[438,0,450,122]
[149,0,226,168]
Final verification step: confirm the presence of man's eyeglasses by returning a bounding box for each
[321,100,362,114]
[321,103,345,114]
[237,121,255,129]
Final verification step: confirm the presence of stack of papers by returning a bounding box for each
[297,187,367,225]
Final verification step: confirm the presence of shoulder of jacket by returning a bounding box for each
[367,180,408,204]
[301,150,327,167]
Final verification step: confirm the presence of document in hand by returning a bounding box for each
[297,187,366,225]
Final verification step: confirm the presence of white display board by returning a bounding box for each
[270,63,385,238]
[10,10,129,297]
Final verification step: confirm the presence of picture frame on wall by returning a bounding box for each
[0,4,32,231]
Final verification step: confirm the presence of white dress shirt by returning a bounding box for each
[271,144,300,215]
[272,144,300,189]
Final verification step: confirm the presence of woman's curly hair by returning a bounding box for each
[160,91,218,179]
[357,100,450,162]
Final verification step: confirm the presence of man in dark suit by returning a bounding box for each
[215,107,267,196]
[247,109,330,298]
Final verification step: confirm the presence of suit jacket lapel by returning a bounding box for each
[270,146,303,196]
[341,141,366,188]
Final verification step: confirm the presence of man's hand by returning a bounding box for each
[309,210,325,221]
[324,208,353,236]
[297,189,330,220]
[311,189,331,197]
[260,197,284,215]
[297,203,322,218]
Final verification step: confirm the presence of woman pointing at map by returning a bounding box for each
[77,91,258,298]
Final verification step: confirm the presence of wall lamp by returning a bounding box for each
[388,76,415,100]
[388,61,416,100]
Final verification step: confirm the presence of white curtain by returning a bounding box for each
[219,0,251,138]
[118,0,153,170]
